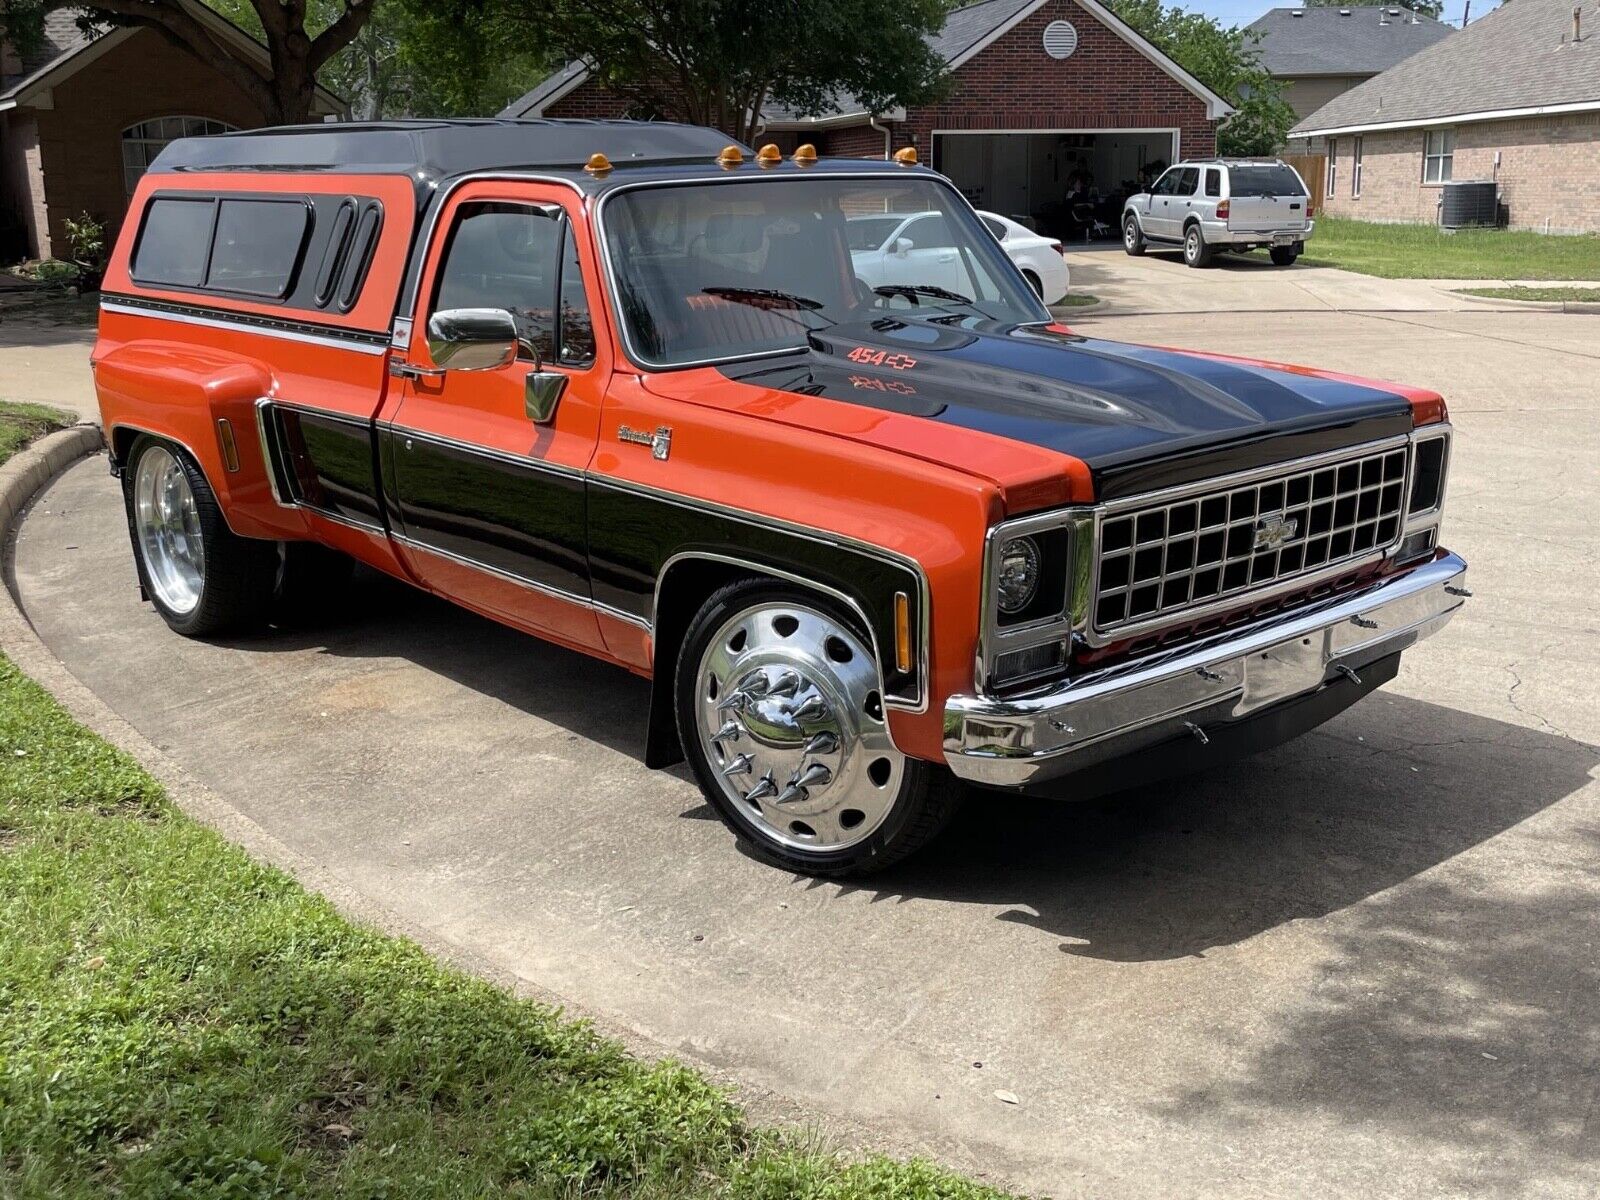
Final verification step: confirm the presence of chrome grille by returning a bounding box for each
[1093,443,1409,637]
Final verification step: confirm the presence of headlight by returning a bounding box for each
[996,536,1040,614]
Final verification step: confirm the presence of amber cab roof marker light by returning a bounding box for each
[792,143,818,166]
[717,145,744,168]
[893,146,918,166]
[584,152,612,176]
[756,143,783,167]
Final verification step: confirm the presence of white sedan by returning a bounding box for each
[976,211,1070,304]
[846,211,1071,307]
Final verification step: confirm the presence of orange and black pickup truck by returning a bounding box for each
[94,119,1468,875]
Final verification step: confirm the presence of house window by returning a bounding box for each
[1423,128,1455,184]
[1352,137,1363,198]
[122,117,237,197]
[1327,138,1338,200]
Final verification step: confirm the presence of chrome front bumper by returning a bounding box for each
[943,551,1468,789]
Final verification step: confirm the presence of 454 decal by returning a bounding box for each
[845,346,918,370]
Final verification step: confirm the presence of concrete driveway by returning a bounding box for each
[1059,241,1575,316]
[8,276,1600,1196]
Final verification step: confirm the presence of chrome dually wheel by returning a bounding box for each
[676,581,962,875]
[133,443,206,615]
[122,435,276,637]
[695,601,903,851]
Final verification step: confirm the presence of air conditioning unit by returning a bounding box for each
[1439,180,1498,228]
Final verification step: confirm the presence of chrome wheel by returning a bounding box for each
[132,445,205,616]
[694,601,904,852]
[1124,219,1139,250]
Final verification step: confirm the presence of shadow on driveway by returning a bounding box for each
[233,563,1598,968]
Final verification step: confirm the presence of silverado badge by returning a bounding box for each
[618,424,672,460]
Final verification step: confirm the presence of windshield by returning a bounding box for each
[602,176,1048,368]
[1229,165,1306,197]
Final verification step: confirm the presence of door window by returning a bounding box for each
[900,213,955,249]
[1173,168,1200,196]
[433,202,563,362]
[1204,169,1221,198]
[556,225,596,367]
[1151,170,1179,196]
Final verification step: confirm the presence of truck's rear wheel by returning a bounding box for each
[676,580,961,876]
[1270,243,1301,266]
[123,435,275,637]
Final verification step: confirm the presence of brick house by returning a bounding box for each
[502,0,1231,233]
[1247,5,1453,127]
[1292,0,1600,234]
[0,2,342,263]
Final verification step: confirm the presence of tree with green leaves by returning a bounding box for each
[1304,0,1445,21]
[1109,0,1299,155]
[203,0,549,119]
[473,0,951,145]
[0,0,378,123]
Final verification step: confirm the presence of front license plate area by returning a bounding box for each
[1236,633,1325,716]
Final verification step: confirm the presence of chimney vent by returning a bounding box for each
[1575,5,1583,42]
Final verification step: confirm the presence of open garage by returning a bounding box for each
[933,129,1178,242]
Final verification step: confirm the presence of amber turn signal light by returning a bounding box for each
[584,152,612,175]
[893,591,913,674]
[717,145,744,167]
[756,143,782,166]
[792,143,818,165]
[893,145,919,165]
[216,418,240,473]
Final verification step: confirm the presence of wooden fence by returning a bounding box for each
[1283,154,1327,208]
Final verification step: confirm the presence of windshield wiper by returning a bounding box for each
[873,283,974,306]
[702,286,825,311]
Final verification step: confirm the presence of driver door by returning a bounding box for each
[383,182,607,650]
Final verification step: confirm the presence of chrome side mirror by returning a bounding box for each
[426,308,519,372]
[893,237,914,257]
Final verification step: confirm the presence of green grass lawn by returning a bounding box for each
[1054,293,1099,308]
[1300,217,1600,280]
[0,414,1008,1200]
[0,401,73,462]
[1455,285,1600,303]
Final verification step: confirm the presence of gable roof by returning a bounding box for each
[0,0,343,113]
[1246,5,1454,78]
[1293,0,1600,136]
[502,0,1232,125]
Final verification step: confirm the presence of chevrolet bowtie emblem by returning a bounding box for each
[1253,511,1299,551]
[618,424,672,460]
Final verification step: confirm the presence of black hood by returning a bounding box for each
[717,318,1414,499]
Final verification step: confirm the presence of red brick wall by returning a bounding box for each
[30,28,273,257]
[815,125,891,158]
[544,77,635,121]
[903,0,1214,161]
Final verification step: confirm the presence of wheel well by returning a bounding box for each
[1184,215,1202,231]
[644,557,771,768]
[109,425,141,472]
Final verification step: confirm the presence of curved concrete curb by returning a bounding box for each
[0,429,949,1177]
[1451,289,1565,312]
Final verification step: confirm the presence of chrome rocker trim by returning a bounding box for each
[943,550,1469,789]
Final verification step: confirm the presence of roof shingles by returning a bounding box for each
[1246,5,1453,78]
[1293,0,1600,134]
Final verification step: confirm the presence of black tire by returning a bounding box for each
[1183,223,1212,268]
[675,579,962,877]
[1122,214,1146,256]
[121,434,276,637]
[1022,269,1044,299]
[1270,244,1301,266]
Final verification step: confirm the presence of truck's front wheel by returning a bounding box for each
[123,435,275,637]
[676,580,961,876]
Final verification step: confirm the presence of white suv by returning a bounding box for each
[1123,159,1314,268]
